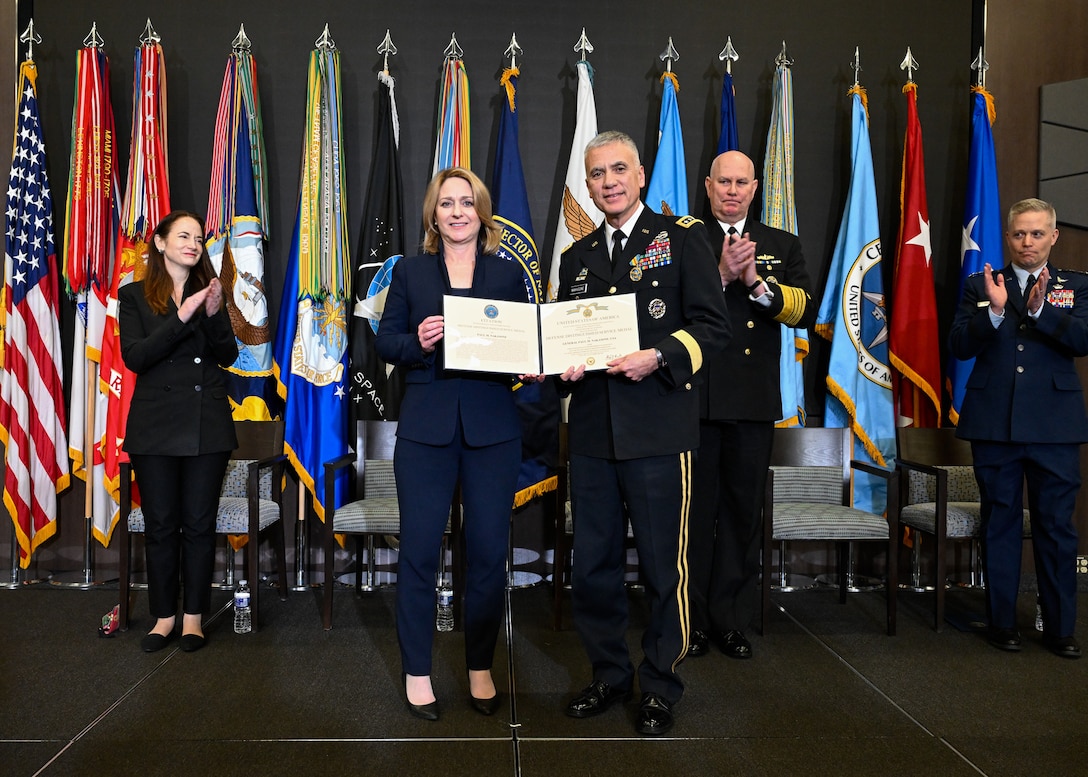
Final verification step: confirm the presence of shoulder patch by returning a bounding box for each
[675,215,702,229]
[1054,268,1088,277]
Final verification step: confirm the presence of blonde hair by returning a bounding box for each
[1007,198,1056,231]
[421,167,502,255]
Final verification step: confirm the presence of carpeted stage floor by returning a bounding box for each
[3,578,1087,776]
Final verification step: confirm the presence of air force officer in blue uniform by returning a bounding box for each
[950,198,1088,659]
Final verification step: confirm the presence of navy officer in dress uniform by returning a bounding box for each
[950,197,1088,659]
[557,130,730,735]
[687,150,816,660]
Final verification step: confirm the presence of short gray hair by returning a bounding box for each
[584,130,640,164]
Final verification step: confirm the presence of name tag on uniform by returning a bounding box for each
[570,283,588,295]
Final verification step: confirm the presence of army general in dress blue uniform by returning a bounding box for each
[556,131,730,735]
[950,198,1088,659]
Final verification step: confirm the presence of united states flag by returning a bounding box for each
[0,61,69,568]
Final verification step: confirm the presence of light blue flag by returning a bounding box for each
[492,68,560,507]
[948,87,1002,425]
[645,73,688,216]
[815,89,895,514]
[762,60,808,428]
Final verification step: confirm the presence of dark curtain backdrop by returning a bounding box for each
[28,0,974,422]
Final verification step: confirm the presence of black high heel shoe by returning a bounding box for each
[403,674,440,721]
[470,693,500,716]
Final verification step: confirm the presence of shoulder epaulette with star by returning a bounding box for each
[675,215,702,229]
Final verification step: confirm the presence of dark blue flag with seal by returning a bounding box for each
[492,67,559,506]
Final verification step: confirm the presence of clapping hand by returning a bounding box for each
[203,278,224,316]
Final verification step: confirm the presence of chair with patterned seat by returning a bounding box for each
[320,420,462,630]
[118,420,290,631]
[760,426,899,635]
[896,426,1031,632]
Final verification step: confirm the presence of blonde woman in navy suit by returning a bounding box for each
[119,211,238,654]
[376,167,538,720]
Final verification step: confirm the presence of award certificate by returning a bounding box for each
[442,294,640,375]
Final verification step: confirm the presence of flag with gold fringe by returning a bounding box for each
[273,40,351,519]
[63,41,122,547]
[206,40,278,422]
[492,65,559,507]
[890,81,941,428]
[100,34,170,513]
[1,60,69,567]
[762,56,809,428]
[815,86,895,514]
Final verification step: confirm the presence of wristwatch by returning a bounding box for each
[747,276,765,294]
[654,348,667,369]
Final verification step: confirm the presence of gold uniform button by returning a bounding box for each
[609,286,617,294]
[684,382,692,391]
[1017,344,1025,352]
[1016,366,1024,374]
[746,320,755,329]
[744,348,751,355]
[652,280,659,287]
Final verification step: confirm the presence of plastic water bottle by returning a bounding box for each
[436,581,454,632]
[234,579,252,634]
[1035,595,1044,632]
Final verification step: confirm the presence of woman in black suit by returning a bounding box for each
[376,167,537,720]
[119,210,238,654]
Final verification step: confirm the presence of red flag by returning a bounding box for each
[0,61,70,567]
[890,82,941,427]
[101,40,170,504]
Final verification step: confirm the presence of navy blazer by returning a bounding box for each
[699,218,816,422]
[949,262,1088,444]
[375,251,528,447]
[119,281,239,456]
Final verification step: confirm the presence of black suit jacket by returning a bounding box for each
[119,281,239,456]
[699,219,816,422]
[375,251,527,448]
[556,206,731,459]
[950,262,1088,444]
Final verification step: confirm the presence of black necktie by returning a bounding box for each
[727,225,738,244]
[611,230,625,266]
[1025,274,1036,294]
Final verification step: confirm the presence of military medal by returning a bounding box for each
[648,298,666,319]
[629,265,643,282]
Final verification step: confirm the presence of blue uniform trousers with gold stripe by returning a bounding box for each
[569,451,692,704]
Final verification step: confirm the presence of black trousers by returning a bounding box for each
[130,451,231,618]
[688,420,774,634]
[569,450,693,704]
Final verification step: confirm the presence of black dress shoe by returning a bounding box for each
[635,692,673,736]
[986,628,1022,652]
[140,631,175,653]
[686,629,709,657]
[716,630,752,659]
[470,693,501,716]
[180,633,206,653]
[1042,634,1082,659]
[565,680,632,718]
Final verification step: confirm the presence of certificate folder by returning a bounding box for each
[443,293,640,375]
